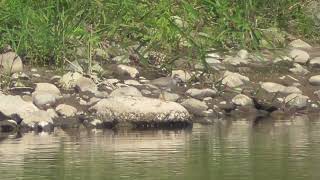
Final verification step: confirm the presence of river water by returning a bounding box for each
[1,115,320,180]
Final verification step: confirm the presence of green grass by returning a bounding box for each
[0,0,319,68]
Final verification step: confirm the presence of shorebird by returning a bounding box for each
[150,74,182,100]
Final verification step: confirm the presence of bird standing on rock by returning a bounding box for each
[150,74,183,100]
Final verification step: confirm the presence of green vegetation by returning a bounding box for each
[0,0,319,67]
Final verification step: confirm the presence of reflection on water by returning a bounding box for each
[1,115,320,180]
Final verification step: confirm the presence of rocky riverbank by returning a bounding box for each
[1,39,320,133]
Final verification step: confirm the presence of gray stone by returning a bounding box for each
[261,82,302,94]
[0,52,23,73]
[232,94,253,106]
[59,72,83,89]
[21,110,56,131]
[282,86,302,94]
[75,76,98,92]
[223,56,249,66]
[186,88,217,100]
[90,96,190,123]
[35,83,61,96]
[124,80,142,87]
[310,57,320,68]
[32,83,61,108]
[116,65,139,78]
[261,82,285,93]
[289,39,312,49]
[274,56,292,63]
[221,71,250,88]
[32,93,57,108]
[289,49,310,64]
[181,98,208,116]
[309,75,320,86]
[56,104,77,117]
[0,94,38,120]
[237,49,249,59]
[289,63,309,75]
[110,86,142,97]
[284,93,309,108]
[160,91,180,102]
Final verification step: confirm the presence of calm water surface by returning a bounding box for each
[1,115,320,180]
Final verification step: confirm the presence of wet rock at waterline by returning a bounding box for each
[90,96,190,125]
[21,110,56,131]
[0,52,23,73]
[284,93,309,109]
[0,94,56,131]
[0,94,39,120]
[0,120,17,132]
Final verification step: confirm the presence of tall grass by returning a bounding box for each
[0,0,319,67]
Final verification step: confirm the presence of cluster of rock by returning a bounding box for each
[1,39,320,132]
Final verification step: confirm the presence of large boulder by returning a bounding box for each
[0,52,23,73]
[90,96,190,124]
[0,95,55,131]
[0,95,38,120]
